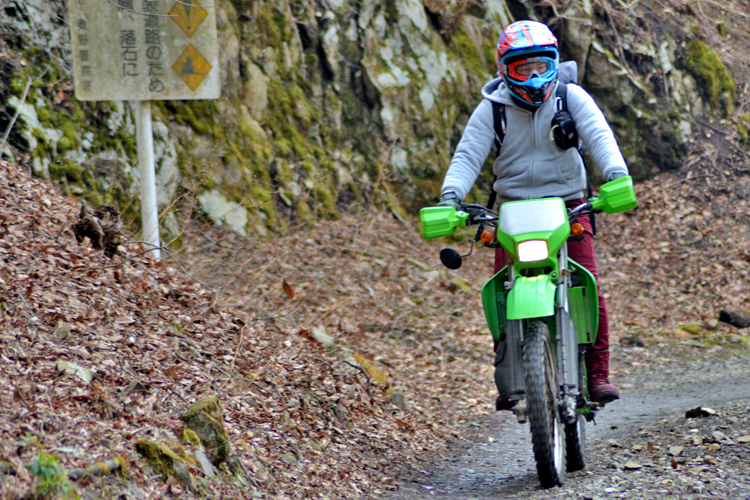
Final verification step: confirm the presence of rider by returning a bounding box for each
[436,20,628,406]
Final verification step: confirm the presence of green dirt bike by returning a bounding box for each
[420,176,637,487]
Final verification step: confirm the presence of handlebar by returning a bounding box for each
[459,203,498,225]
[421,176,636,240]
[567,202,593,222]
[458,201,593,227]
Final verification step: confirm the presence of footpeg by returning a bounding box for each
[561,395,577,424]
[512,400,528,424]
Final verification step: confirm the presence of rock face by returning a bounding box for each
[0,0,740,236]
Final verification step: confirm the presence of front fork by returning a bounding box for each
[499,248,592,425]
[555,244,580,425]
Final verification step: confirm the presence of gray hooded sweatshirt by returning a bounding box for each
[441,78,629,204]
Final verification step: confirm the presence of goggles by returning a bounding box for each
[505,56,557,82]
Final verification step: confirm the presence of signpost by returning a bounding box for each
[67,0,220,259]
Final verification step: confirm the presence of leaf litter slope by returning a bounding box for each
[2,136,750,498]
[0,160,442,499]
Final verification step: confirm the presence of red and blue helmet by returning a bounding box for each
[497,21,559,107]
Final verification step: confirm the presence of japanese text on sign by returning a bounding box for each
[68,0,219,101]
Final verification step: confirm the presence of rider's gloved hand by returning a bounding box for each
[437,191,461,211]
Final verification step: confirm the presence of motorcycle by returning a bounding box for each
[419,176,637,487]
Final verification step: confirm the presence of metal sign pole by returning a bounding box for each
[135,100,161,260]
[67,1,219,263]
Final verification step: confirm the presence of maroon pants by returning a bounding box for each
[494,199,609,352]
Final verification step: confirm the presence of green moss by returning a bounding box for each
[179,396,231,467]
[241,122,273,165]
[684,39,735,114]
[275,138,292,157]
[250,185,274,213]
[31,127,44,141]
[60,121,78,141]
[10,78,26,94]
[737,113,750,143]
[292,140,309,158]
[296,199,314,225]
[135,440,197,490]
[50,158,83,182]
[36,106,52,127]
[72,105,85,123]
[451,26,494,81]
[177,104,211,135]
[313,181,336,215]
[251,5,294,48]
[679,323,703,335]
[182,428,201,446]
[55,136,73,154]
[29,450,71,498]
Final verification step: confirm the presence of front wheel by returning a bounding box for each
[524,321,565,487]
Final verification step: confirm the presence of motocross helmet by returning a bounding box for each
[497,21,559,107]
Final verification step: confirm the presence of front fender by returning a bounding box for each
[507,275,556,320]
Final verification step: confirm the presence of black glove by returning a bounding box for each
[437,191,461,211]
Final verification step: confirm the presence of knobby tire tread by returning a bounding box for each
[565,416,587,471]
[524,321,565,487]
[566,353,587,471]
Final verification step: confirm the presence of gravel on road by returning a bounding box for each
[386,343,750,500]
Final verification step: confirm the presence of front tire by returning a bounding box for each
[524,321,565,487]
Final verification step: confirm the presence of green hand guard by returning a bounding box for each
[590,176,638,214]
[420,206,469,239]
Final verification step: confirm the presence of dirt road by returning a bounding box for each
[387,345,750,499]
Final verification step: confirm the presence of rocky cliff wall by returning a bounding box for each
[1,0,746,238]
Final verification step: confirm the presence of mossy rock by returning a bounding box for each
[179,396,231,468]
[182,428,201,446]
[682,39,735,115]
[135,440,197,491]
[679,323,704,335]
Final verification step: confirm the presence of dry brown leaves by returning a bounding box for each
[176,207,500,433]
[598,167,750,343]
[0,160,441,499]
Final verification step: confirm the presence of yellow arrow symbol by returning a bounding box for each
[172,44,212,90]
[168,0,207,38]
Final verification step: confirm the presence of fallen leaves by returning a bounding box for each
[0,161,431,499]
[282,280,294,300]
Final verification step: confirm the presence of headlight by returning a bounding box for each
[517,240,548,262]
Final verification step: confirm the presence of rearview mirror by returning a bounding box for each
[440,248,463,270]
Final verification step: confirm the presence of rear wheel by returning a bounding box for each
[565,414,587,471]
[524,321,565,487]
[566,352,588,471]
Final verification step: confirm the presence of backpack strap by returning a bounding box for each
[491,102,506,159]
[485,101,506,210]
[554,82,568,113]
[485,101,506,211]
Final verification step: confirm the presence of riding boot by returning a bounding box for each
[585,349,620,406]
